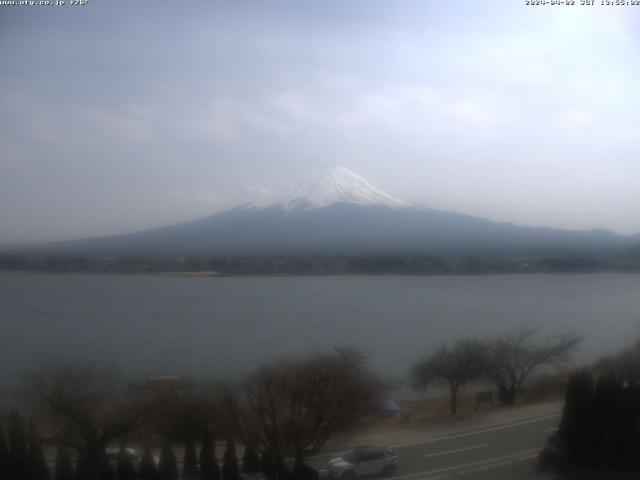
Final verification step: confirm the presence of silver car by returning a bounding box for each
[328,446,398,479]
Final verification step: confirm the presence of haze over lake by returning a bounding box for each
[2,272,639,394]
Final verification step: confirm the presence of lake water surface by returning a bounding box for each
[1,272,639,393]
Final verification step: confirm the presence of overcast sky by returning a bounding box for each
[1,0,639,244]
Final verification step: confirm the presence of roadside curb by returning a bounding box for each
[335,400,563,451]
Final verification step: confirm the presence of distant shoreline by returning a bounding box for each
[2,251,639,276]
[141,270,227,277]
[1,270,640,278]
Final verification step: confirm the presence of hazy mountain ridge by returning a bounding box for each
[5,167,640,258]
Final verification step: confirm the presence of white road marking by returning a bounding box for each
[390,447,542,480]
[518,452,540,461]
[543,427,558,433]
[423,443,488,458]
[389,413,560,449]
[330,450,348,456]
[460,459,513,474]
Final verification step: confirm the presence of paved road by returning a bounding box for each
[314,413,560,480]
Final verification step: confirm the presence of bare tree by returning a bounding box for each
[148,378,226,443]
[485,328,581,405]
[593,340,640,380]
[231,350,387,477]
[411,340,487,415]
[24,363,163,478]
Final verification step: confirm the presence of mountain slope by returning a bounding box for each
[10,167,640,257]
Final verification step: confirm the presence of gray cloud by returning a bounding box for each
[1,0,640,244]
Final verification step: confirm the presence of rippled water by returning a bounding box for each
[1,272,639,391]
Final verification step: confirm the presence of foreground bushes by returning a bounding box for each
[0,411,49,480]
[542,366,640,475]
[2,350,378,480]
[0,414,313,480]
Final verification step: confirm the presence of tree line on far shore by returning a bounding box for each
[2,252,638,275]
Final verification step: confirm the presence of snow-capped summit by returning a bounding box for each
[254,166,412,212]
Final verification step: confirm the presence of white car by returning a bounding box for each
[328,447,398,479]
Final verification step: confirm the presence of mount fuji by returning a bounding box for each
[246,166,412,212]
[14,167,639,257]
